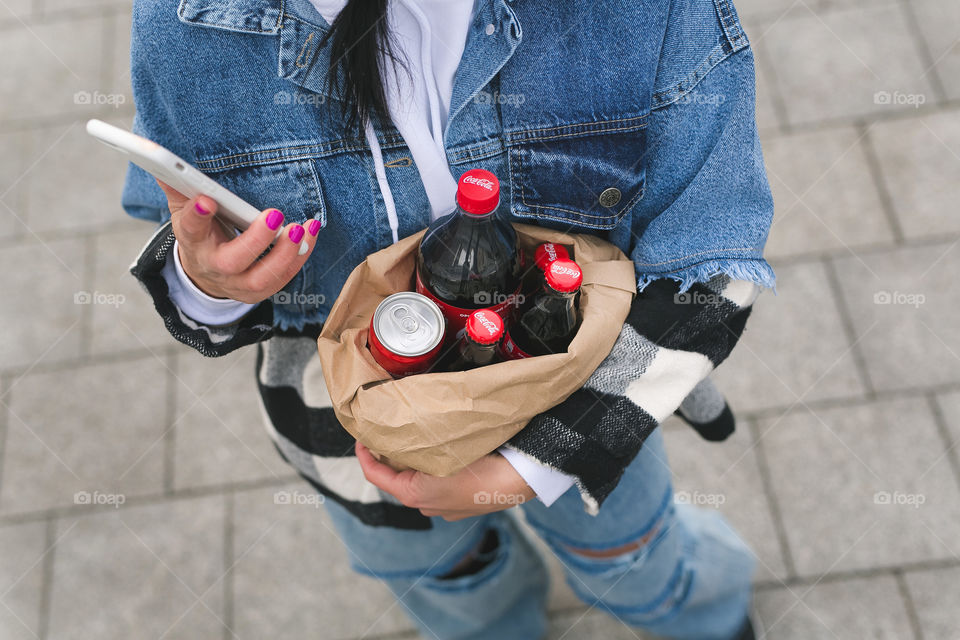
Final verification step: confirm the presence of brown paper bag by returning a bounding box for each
[316,223,636,476]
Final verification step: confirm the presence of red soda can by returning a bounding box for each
[368,292,446,377]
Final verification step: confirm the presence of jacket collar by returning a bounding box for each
[177,0,521,130]
[177,0,287,35]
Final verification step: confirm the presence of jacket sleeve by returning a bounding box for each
[128,220,275,357]
[121,12,274,357]
[501,276,758,514]
[502,42,774,514]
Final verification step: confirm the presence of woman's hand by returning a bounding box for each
[156,179,320,303]
[355,441,537,521]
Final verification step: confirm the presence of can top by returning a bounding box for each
[534,242,570,272]
[465,309,504,345]
[545,259,583,293]
[372,292,445,357]
[456,169,500,216]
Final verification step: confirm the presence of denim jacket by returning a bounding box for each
[123,0,775,332]
[122,0,774,524]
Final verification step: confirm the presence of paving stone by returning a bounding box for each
[546,606,654,640]
[21,119,138,235]
[0,130,29,240]
[0,0,32,22]
[0,357,167,514]
[832,242,960,392]
[753,47,782,136]
[740,17,784,137]
[44,0,134,13]
[0,522,47,640]
[47,495,226,639]
[870,108,960,240]
[934,390,960,448]
[231,484,414,639]
[758,397,960,576]
[0,237,86,371]
[108,9,133,104]
[88,226,180,355]
[732,0,818,23]
[763,4,934,126]
[663,423,790,582]
[711,260,866,413]
[762,125,893,259]
[172,347,294,491]
[910,0,960,102]
[0,16,108,123]
[755,575,914,639]
[904,566,960,640]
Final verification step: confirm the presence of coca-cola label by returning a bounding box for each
[500,330,533,360]
[546,259,583,292]
[416,272,518,335]
[552,263,580,278]
[462,175,495,191]
[469,310,502,343]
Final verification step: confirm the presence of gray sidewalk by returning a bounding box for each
[1,0,959,638]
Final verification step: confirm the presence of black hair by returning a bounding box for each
[321,0,403,134]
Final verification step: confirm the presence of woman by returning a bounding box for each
[123,0,775,638]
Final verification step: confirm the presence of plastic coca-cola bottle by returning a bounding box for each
[501,259,583,359]
[416,169,522,336]
[441,309,504,371]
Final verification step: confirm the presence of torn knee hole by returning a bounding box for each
[437,528,500,580]
[564,527,657,559]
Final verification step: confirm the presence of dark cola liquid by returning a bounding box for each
[440,335,500,372]
[416,210,521,312]
[505,288,580,357]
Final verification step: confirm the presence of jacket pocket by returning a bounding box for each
[505,115,648,231]
[194,155,327,228]
[193,153,328,316]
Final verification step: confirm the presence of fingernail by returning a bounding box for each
[288,224,305,244]
[307,219,321,236]
[265,209,284,230]
[194,200,211,215]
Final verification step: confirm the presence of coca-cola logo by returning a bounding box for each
[473,311,500,336]
[543,244,559,261]
[551,264,581,279]
[463,175,495,191]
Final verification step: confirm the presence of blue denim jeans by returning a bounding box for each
[322,429,755,640]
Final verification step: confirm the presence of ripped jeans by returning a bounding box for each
[321,429,754,640]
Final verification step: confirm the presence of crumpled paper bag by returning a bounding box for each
[317,223,636,476]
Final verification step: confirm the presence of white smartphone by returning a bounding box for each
[87,119,305,250]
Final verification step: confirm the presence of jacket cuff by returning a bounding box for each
[129,221,275,356]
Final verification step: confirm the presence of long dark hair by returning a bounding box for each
[321,0,402,134]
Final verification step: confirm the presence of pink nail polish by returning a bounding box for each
[194,201,211,215]
[265,209,284,230]
[288,224,305,244]
[307,219,321,236]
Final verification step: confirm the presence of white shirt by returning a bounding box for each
[162,0,576,506]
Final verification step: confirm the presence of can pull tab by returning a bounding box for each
[392,305,421,334]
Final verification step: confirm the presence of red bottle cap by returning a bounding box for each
[456,169,500,215]
[545,259,583,293]
[465,309,504,345]
[534,242,570,272]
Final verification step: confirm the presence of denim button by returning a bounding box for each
[599,187,622,208]
[485,23,495,35]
